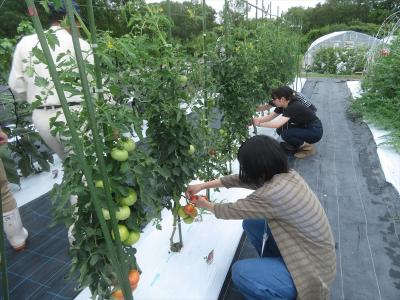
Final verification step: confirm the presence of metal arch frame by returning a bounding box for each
[364,11,400,73]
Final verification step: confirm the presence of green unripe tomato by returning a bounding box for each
[177,207,189,219]
[120,190,138,206]
[178,75,188,84]
[95,180,104,188]
[188,144,196,155]
[121,139,136,152]
[115,205,131,220]
[102,208,110,220]
[124,231,141,246]
[183,216,194,224]
[111,148,129,162]
[112,224,129,242]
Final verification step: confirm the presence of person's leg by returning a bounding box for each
[282,127,322,158]
[242,219,265,256]
[1,159,28,250]
[263,225,281,257]
[232,257,297,300]
[242,219,281,257]
[281,127,322,148]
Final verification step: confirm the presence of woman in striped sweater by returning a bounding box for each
[186,135,336,300]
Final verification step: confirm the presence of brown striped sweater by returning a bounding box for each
[215,170,336,300]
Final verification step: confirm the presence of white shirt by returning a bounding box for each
[8,25,93,106]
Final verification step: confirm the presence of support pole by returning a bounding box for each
[0,193,10,300]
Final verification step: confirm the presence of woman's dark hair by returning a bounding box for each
[237,135,289,186]
[271,86,295,101]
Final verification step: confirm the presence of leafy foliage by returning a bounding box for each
[310,46,367,74]
[208,20,300,162]
[351,36,400,151]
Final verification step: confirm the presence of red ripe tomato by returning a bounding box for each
[111,289,124,300]
[184,204,195,215]
[129,269,140,289]
[189,195,199,203]
[380,49,390,57]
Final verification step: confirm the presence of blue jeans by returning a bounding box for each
[280,124,323,148]
[231,219,297,300]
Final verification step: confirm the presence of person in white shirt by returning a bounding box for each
[8,1,93,159]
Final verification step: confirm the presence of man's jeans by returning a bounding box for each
[280,121,323,148]
[231,219,297,300]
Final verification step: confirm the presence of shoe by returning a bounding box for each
[294,143,316,159]
[3,207,28,251]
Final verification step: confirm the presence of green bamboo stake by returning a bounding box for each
[63,1,132,299]
[167,0,172,40]
[24,1,131,299]
[202,0,212,199]
[223,0,229,36]
[86,0,104,103]
[0,193,10,300]
[256,0,258,20]
[202,0,208,119]
[261,0,264,19]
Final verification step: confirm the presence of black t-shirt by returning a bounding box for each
[274,100,319,126]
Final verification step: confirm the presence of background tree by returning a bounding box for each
[155,1,217,42]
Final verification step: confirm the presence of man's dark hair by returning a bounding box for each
[238,135,289,186]
[48,0,80,22]
[271,86,295,101]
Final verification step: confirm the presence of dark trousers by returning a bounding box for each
[280,125,323,148]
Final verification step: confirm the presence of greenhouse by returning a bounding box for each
[303,30,380,68]
[0,1,400,300]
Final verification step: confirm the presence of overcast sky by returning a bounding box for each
[145,0,326,17]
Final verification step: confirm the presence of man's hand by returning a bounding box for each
[252,117,261,126]
[185,183,204,199]
[0,130,8,145]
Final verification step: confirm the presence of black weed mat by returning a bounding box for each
[219,78,400,300]
[0,192,78,300]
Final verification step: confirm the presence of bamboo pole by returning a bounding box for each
[63,1,132,298]
[262,0,264,19]
[0,193,10,300]
[202,0,212,199]
[256,0,258,20]
[167,0,172,40]
[202,0,208,119]
[223,0,231,36]
[24,1,132,299]
[86,0,104,103]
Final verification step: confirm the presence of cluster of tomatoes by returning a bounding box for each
[177,194,209,224]
[110,138,136,162]
[96,182,141,246]
[111,269,140,300]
